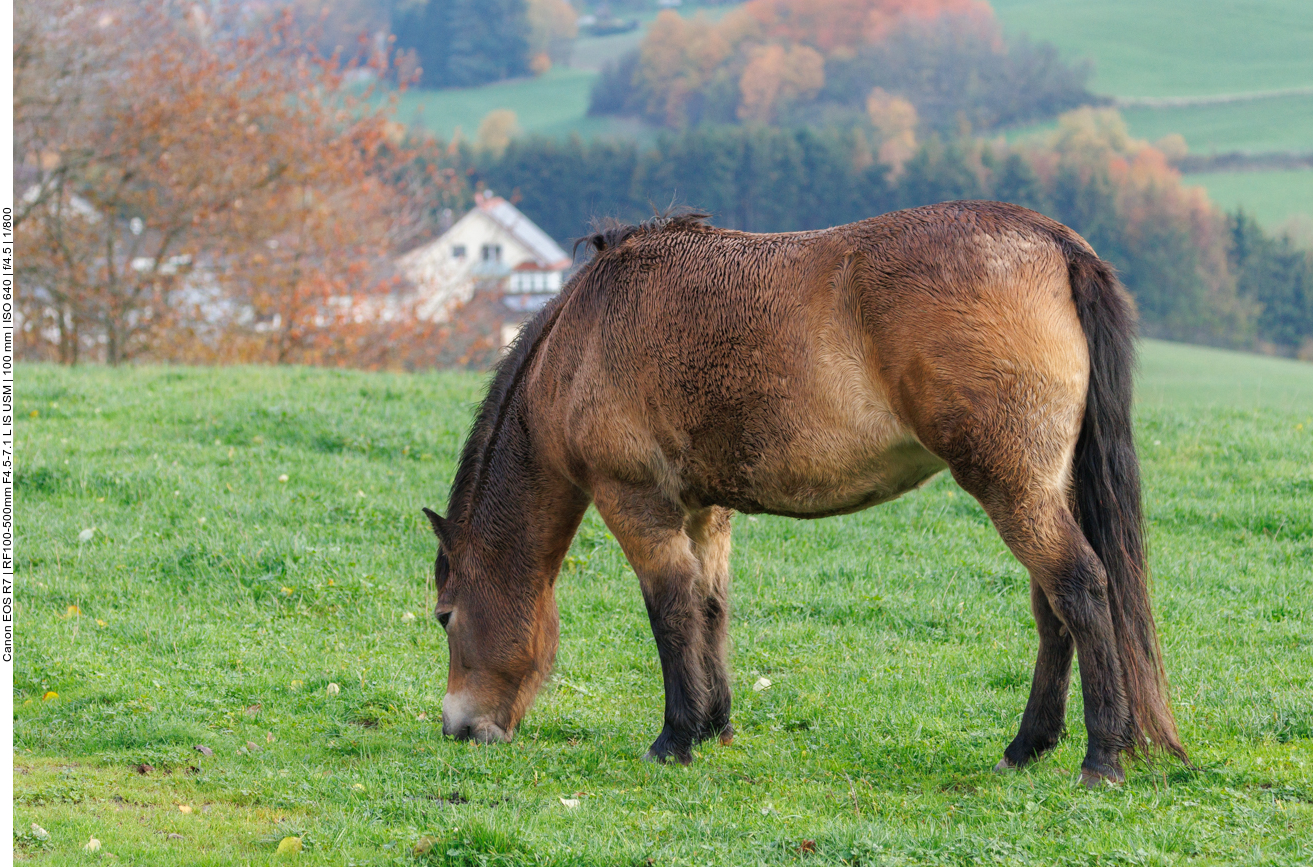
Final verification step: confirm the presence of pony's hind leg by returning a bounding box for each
[688,507,734,745]
[592,481,713,764]
[968,485,1132,784]
[995,575,1075,770]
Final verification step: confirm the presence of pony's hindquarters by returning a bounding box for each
[875,225,1182,782]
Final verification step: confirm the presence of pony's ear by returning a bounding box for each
[422,507,455,549]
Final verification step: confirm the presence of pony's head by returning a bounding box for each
[423,507,559,744]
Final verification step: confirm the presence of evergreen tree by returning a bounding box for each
[1049,160,1121,259]
[392,0,530,89]
[990,152,1048,214]
[896,139,983,210]
[1230,211,1313,351]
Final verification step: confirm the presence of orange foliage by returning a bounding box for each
[738,44,826,124]
[1031,107,1255,340]
[866,87,919,174]
[633,0,996,127]
[15,0,465,367]
[636,11,733,128]
[723,0,993,54]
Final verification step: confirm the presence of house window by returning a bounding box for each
[452,245,466,259]
[481,244,502,262]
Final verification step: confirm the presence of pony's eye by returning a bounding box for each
[437,611,452,629]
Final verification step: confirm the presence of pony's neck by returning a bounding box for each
[462,398,585,579]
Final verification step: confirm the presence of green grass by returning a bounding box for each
[13,340,1313,865]
[991,0,1313,98]
[1120,94,1313,155]
[1183,169,1313,227]
[391,68,646,143]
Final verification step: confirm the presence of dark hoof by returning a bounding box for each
[718,724,735,746]
[1079,764,1125,788]
[643,746,692,766]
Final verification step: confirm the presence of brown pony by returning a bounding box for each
[422,201,1187,786]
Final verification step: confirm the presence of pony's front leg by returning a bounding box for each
[593,482,710,764]
[688,506,734,746]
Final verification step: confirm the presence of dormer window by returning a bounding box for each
[452,245,466,259]
[481,244,502,262]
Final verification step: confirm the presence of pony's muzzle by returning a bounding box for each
[442,717,511,743]
[441,693,511,743]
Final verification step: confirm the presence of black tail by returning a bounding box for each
[1063,239,1187,763]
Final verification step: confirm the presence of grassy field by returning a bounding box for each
[1182,169,1313,229]
[13,340,1313,865]
[390,69,645,144]
[389,1,745,142]
[1119,94,1313,156]
[989,0,1313,98]
[990,0,1313,228]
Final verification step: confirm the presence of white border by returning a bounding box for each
[3,0,18,849]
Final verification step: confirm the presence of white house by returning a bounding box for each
[397,192,572,322]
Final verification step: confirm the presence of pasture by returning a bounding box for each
[390,69,646,145]
[1182,170,1313,230]
[989,0,1313,98]
[1119,94,1313,157]
[13,340,1313,865]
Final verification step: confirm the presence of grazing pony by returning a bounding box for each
[423,201,1187,786]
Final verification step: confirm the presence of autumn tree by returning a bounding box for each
[590,0,1095,134]
[737,44,825,124]
[15,0,464,366]
[526,0,579,73]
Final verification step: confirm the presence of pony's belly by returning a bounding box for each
[707,437,948,518]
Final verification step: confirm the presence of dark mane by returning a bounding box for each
[446,289,570,525]
[572,208,713,258]
[449,209,712,525]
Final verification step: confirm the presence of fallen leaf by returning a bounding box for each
[167,833,184,840]
[352,783,366,791]
[193,744,214,756]
[753,677,772,692]
[244,703,262,717]
[66,604,82,617]
[416,712,428,721]
[326,682,341,696]
[84,837,101,852]
[266,731,276,743]
[178,805,193,814]
[30,823,49,840]
[96,619,107,627]
[134,763,154,775]
[797,839,817,854]
[275,836,303,856]
[245,741,261,753]
[277,474,289,483]
[78,528,95,542]
[413,836,439,857]
[400,612,416,623]
[559,796,580,809]
[43,691,59,701]
[289,679,303,690]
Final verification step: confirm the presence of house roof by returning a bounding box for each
[475,193,570,269]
